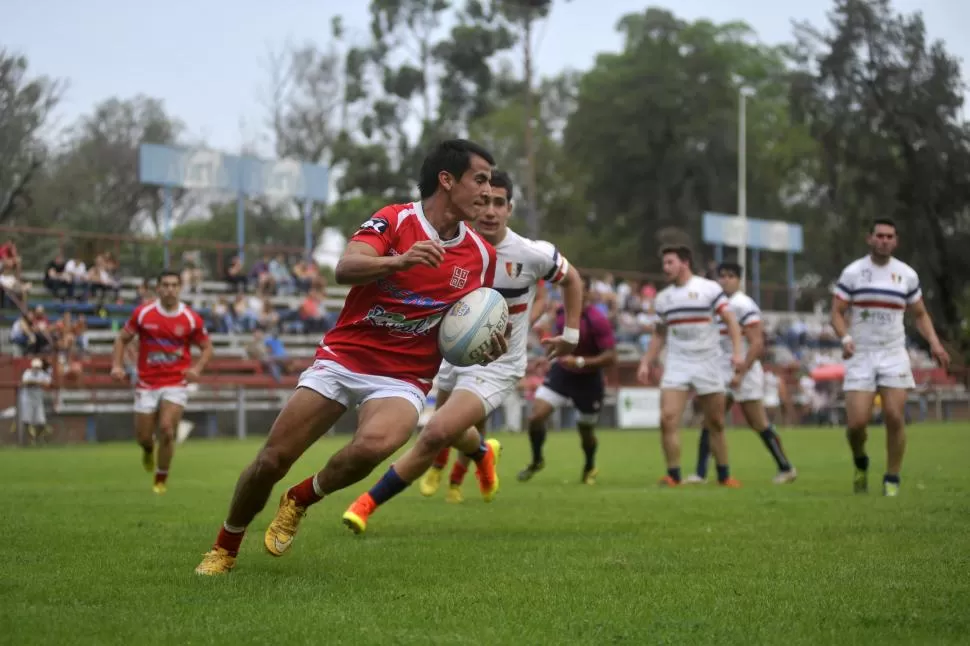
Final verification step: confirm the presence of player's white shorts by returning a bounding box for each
[661,354,725,396]
[843,347,915,392]
[298,359,426,416]
[763,391,781,408]
[134,386,188,414]
[721,360,764,402]
[436,361,519,416]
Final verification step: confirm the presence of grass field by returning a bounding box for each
[2,424,969,645]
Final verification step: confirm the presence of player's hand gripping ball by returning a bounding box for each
[438,287,510,367]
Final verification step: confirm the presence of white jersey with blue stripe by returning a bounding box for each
[718,291,761,357]
[655,275,729,359]
[833,255,921,351]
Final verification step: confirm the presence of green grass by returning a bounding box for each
[2,424,969,645]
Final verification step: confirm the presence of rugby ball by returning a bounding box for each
[438,287,510,367]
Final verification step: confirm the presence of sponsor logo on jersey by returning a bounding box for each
[688,291,698,299]
[364,305,443,337]
[861,269,872,283]
[146,351,182,365]
[358,217,389,234]
[450,267,469,289]
[174,325,185,336]
[505,262,523,278]
[376,279,446,308]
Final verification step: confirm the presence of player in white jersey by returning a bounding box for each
[638,245,744,487]
[684,262,797,485]
[418,169,584,502]
[831,217,949,497]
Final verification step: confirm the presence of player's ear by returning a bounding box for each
[438,170,455,192]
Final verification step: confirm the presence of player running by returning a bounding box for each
[831,217,949,497]
[685,262,796,485]
[518,275,617,485]
[195,139,508,575]
[408,169,583,505]
[637,245,743,487]
[111,270,212,494]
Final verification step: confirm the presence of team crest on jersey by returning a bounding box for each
[688,291,698,299]
[358,217,389,234]
[173,325,185,336]
[505,262,523,278]
[890,272,902,283]
[450,266,469,289]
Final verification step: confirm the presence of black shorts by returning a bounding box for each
[537,363,604,415]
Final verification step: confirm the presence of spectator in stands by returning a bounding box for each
[181,260,203,294]
[86,253,120,303]
[136,278,155,304]
[299,286,331,334]
[231,293,258,332]
[0,264,30,305]
[10,310,52,357]
[0,239,22,278]
[245,327,281,382]
[211,296,233,333]
[225,256,248,294]
[257,297,280,334]
[269,253,295,295]
[249,253,274,293]
[44,253,73,300]
[53,311,77,357]
[65,256,88,299]
[640,280,657,304]
[291,258,315,292]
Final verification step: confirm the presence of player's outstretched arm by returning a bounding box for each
[541,264,583,358]
[110,328,135,382]
[908,299,950,370]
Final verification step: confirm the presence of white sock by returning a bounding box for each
[311,473,325,498]
[223,521,246,534]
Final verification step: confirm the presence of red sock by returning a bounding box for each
[449,462,468,486]
[432,447,451,470]
[154,470,168,485]
[215,524,245,556]
[287,475,324,507]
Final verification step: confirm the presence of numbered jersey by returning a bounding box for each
[467,228,568,377]
[124,301,208,389]
[655,275,728,359]
[718,291,761,357]
[833,255,921,351]
[318,202,497,393]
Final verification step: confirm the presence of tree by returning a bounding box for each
[0,49,63,223]
[790,0,970,350]
[564,8,811,273]
[29,96,183,237]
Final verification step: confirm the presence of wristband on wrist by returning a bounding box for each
[562,327,580,344]
[841,335,853,346]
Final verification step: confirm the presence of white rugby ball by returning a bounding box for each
[438,287,510,367]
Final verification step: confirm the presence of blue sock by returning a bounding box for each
[883,473,900,485]
[854,454,870,471]
[667,467,681,483]
[465,440,487,463]
[716,464,730,482]
[367,466,409,505]
[696,428,711,479]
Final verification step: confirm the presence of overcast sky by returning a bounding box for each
[3,0,966,153]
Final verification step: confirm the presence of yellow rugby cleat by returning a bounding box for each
[419,467,443,497]
[582,467,598,485]
[445,484,464,504]
[883,481,900,497]
[263,495,307,556]
[475,439,501,502]
[342,493,377,535]
[152,482,167,495]
[194,547,236,575]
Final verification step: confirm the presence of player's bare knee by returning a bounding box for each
[157,425,175,444]
[415,422,452,454]
[884,409,905,430]
[347,435,397,467]
[253,446,294,481]
[660,412,679,433]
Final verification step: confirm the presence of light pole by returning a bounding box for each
[737,86,753,282]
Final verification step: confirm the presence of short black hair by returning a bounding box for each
[157,270,181,285]
[718,262,743,278]
[870,217,897,233]
[660,244,692,263]
[417,139,496,199]
[489,169,514,202]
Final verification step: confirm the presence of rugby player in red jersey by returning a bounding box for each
[111,270,212,494]
[195,139,508,575]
